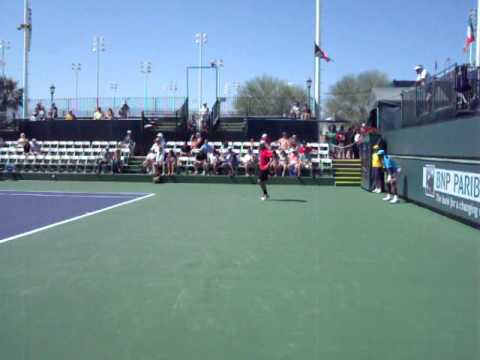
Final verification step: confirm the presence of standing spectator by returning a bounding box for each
[353,129,363,159]
[371,144,383,193]
[156,133,166,148]
[415,65,430,86]
[325,125,337,157]
[105,108,115,120]
[48,103,58,119]
[65,111,77,121]
[93,107,104,120]
[199,103,209,130]
[165,150,177,176]
[119,102,130,118]
[241,148,256,176]
[335,125,346,159]
[344,126,354,159]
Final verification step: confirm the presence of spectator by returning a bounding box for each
[371,144,383,193]
[290,102,301,119]
[301,104,312,120]
[199,103,209,130]
[344,126,354,159]
[222,148,238,176]
[165,150,177,176]
[122,130,135,154]
[180,141,192,156]
[106,108,115,120]
[278,150,289,177]
[96,146,113,174]
[156,133,166,148]
[194,148,208,175]
[190,132,203,149]
[65,111,77,121]
[33,102,46,121]
[17,133,28,147]
[30,138,41,155]
[298,142,312,169]
[288,150,302,177]
[353,129,363,159]
[48,103,58,120]
[415,65,430,86]
[335,125,346,159]
[111,148,123,174]
[0,137,5,148]
[119,102,130,118]
[241,148,256,176]
[153,144,166,177]
[260,133,270,146]
[271,147,280,175]
[93,107,104,120]
[278,132,290,150]
[289,134,298,150]
[143,137,162,174]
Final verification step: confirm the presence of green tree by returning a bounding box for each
[325,70,389,123]
[234,75,307,116]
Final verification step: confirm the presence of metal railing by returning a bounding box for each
[24,96,186,119]
[220,96,312,118]
[399,64,479,128]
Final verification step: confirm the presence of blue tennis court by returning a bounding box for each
[0,190,154,243]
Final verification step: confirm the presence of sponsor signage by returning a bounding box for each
[423,165,480,220]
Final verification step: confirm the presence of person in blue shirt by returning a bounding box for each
[377,150,400,204]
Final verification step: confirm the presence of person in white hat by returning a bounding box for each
[415,65,429,86]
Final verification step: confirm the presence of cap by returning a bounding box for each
[372,144,379,150]
[415,65,423,71]
[261,133,268,138]
[156,132,164,138]
[127,130,132,133]
[377,150,385,156]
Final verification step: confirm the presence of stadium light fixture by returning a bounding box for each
[92,35,106,108]
[141,61,152,111]
[72,63,82,112]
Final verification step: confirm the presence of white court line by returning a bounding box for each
[0,190,150,196]
[0,193,155,245]
[0,193,143,199]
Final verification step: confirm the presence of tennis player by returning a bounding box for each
[377,150,400,204]
[258,142,273,201]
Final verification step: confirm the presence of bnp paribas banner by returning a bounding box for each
[422,165,480,221]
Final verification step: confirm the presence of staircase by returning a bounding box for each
[123,156,145,174]
[333,159,362,186]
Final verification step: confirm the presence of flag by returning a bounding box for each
[464,18,475,52]
[315,43,332,62]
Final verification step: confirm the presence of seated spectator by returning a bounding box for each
[30,139,41,155]
[290,102,301,119]
[241,148,256,176]
[122,130,135,154]
[271,147,280,175]
[111,148,123,174]
[153,145,166,177]
[221,148,238,176]
[278,150,289,177]
[301,104,312,120]
[143,137,163,174]
[288,150,302,177]
[17,133,28,147]
[65,111,77,121]
[180,141,192,156]
[194,149,208,175]
[299,142,313,175]
[156,132,166,148]
[105,108,115,120]
[190,132,203,149]
[119,102,130,118]
[289,134,298,150]
[195,139,214,175]
[165,150,177,176]
[96,146,113,174]
[278,132,290,150]
[93,107,104,120]
[48,103,58,119]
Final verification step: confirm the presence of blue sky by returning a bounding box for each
[0,0,477,106]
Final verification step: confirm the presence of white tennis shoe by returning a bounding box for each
[382,195,392,201]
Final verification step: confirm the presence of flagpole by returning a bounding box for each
[314,0,321,119]
[476,0,480,67]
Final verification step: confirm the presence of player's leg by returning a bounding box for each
[389,176,399,203]
[383,173,392,201]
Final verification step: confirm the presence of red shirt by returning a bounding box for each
[259,149,273,171]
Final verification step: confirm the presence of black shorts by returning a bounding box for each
[258,169,270,182]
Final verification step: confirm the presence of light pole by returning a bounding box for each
[306,78,313,109]
[195,32,207,110]
[92,35,105,108]
[0,40,11,77]
[72,63,81,112]
[109,82,119,110]
[210,59,224,99]
[49,84,56,106]
[141,61,152,111]
[18,0,32,118]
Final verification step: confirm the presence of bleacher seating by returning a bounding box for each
[0,140,131,173]
[162,141,332,175]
